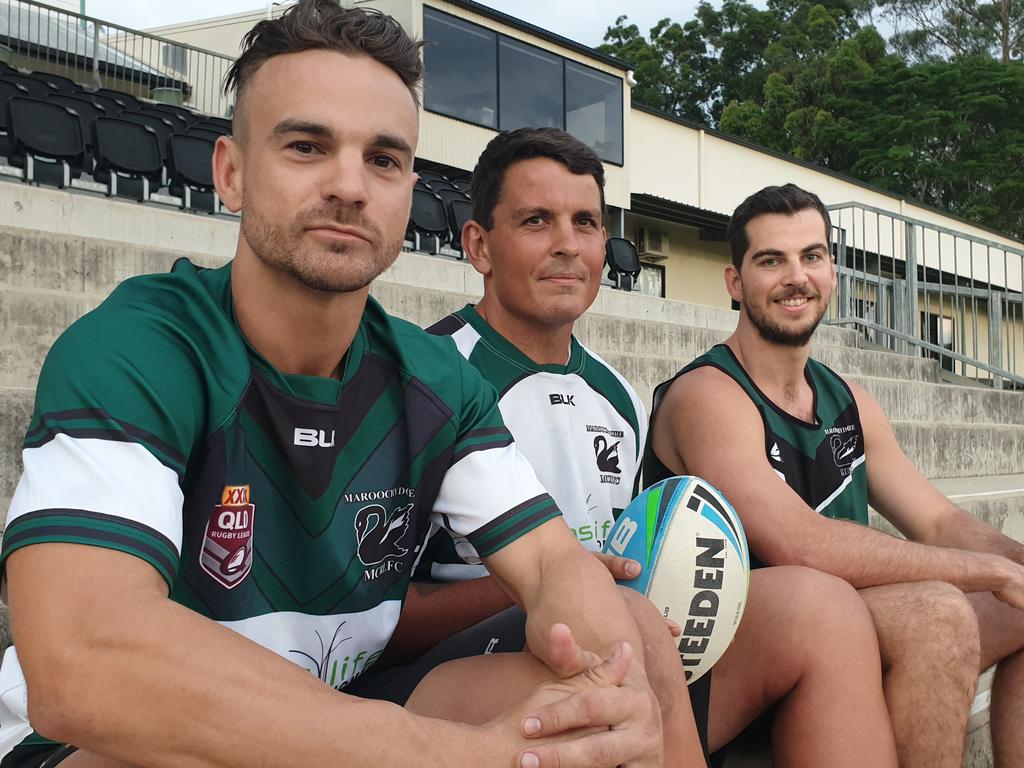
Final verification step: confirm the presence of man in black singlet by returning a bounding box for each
[648,183,1024,768]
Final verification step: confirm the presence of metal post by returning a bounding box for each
[989,293,1004,390]
[904,223,919,356]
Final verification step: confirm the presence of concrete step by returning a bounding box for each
[0,387,32,507]
[0,223,862,348]
[847,375,1024,426]
[1,278,937,391]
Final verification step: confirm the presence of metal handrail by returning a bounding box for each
[828,317,1024,388]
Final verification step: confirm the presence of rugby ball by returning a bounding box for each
[603,476,749,684]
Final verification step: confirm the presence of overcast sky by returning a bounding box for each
[81,1,724,47]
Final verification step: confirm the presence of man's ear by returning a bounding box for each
[462,220,493,277]
[213,136,243,213]
[725,264,743,304]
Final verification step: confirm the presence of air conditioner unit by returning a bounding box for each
[636,226,669,262]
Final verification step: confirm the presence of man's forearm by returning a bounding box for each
[383,577,515,663]
[929,507,1024,566]
[777,516,1019,593]
[25,595,500,767]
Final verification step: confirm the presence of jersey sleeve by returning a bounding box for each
[428,358,561,560]
[1,299,208,587]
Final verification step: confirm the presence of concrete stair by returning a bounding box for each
[1,180,1022,768]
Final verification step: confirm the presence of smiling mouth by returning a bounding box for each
[778,296,811,307]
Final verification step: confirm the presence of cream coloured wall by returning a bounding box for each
[624,214,731,307]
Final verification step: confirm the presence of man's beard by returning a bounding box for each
[240,198,403,293]
[744,291,827,348]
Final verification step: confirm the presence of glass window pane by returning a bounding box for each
[638,264,665,298]
[423,8,497,128]
[565,62,623,165]
[498,37,563,131]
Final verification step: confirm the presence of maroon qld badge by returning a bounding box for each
[200,485,256,589]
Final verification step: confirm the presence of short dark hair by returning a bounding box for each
[727,184,832,270]
[225,0,423,130]
[470,127,605,230]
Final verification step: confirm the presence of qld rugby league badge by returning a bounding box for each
[200,485,256,589]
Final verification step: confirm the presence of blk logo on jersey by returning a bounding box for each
[201,485,256,589]
[294,428,336,448]
[355,502,414,579]
[549,394,575,406]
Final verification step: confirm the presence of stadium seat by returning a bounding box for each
[44,93,107,172]
[6,97,84,188]
[0,61,15,76]
[0,73,55,98]
[116,112,175,158]
[0,80,28,158]
[452,178,471,193]
[93,88,142,112]
[193,117,231,135]
[418,170,449,186]
[147,102,197,126]
[605,237,641,291]
[407,187,448,253]
[91,117,162,201]
[184,127,222,143]
[447,198,473,253]
[165,133,218,213]
[31,72,80,94]
[136,106,189,133]
[79,91,123,116]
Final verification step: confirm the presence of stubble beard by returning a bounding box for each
[743,293,827,348]
[240,198,404,293]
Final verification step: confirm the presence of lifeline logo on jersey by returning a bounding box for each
[200,485,256,589]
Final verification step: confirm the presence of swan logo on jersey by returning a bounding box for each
[355,502,414,580]
[829,434,859,476]
[200,485,256,589]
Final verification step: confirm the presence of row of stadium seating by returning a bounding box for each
[0,64,642,288]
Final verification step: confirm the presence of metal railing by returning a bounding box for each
[0,0,235,116]
[827,203,1024,390]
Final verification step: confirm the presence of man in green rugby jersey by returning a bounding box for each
[0,3,668,766]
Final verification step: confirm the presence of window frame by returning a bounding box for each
[422,5,624,167]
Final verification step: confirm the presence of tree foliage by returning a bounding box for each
[879,0,1024,63]
[598,1,1024,238]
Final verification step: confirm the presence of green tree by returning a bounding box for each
[879,0,1024,63]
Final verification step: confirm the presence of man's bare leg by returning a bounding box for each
[861,581,981,768]
[968,591,1024,767]
[708,566,896,767]
[409,607,706,767]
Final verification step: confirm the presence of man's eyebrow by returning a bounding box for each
[272,119,333,139]
[510,206,552,220]
[372,133,414,160]
[802,242,830,253]
[750,248,784,260]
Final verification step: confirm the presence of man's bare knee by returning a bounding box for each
[863,581,981,674]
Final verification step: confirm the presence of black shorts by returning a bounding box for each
[1,744,76,768]
[348,606,712,767]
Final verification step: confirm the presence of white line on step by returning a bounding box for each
[947,488,1024,500]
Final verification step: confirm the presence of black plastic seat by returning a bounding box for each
[147,102,197,126]
[77,91,123,116]
[418,170,449,186]
[184,127,222,143]
[166,133,218,213]
[31,72,79,94]
[94,88,142,112]
[407,188,449,253]
[193,117,231,135]
[6,97,84,187]
[136,106,189,133]
[604,237,641,291]
[452,178,471,193]
[0,73,55,98]
[117,112,175,159]
[447,198,474,253]
[0,62,15,76]
[91,117,162,201]
[44,93,107,171]
[0,80,28,159]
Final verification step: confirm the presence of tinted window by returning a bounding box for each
[498,38,563,131]
[423,8,497,128]
[566,61,623,164]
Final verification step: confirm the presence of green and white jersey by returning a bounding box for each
[646,344,867,566]
[421,305,647,581]
[1,261,558,700]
